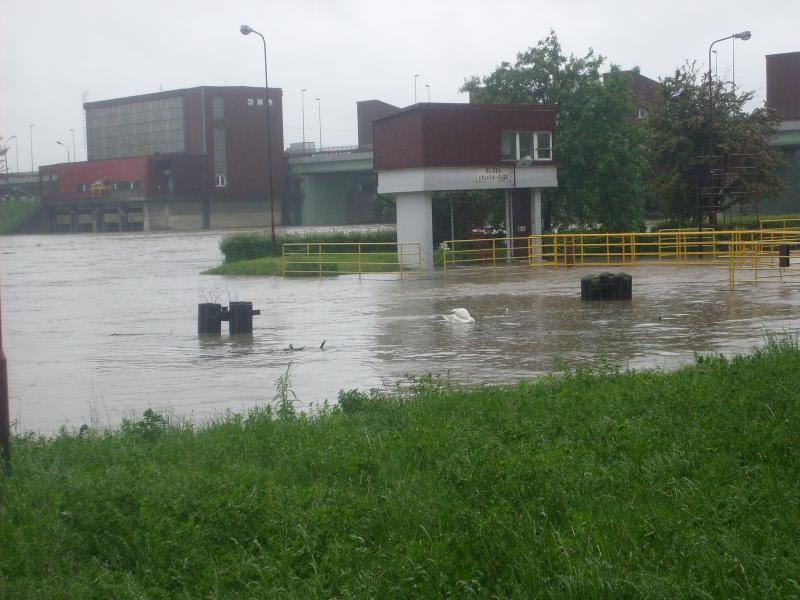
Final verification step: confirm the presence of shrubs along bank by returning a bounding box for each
[218,229,397,263]
[0,202,40,234]
[207,229,400,277]
[2,341,799,597]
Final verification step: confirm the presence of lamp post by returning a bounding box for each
[240,24,277,250]
[69,128,76,162]
[8,135,18,172]
[425,83,430,102]
[315,97,322,150]
[29,124,34,172]
[413,73,419,103]
[56,141,70,163]
[707,31,751,156]
[301,88,307,148]
[705,30,751,229]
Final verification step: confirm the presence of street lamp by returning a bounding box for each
[301,88,307,148]
[69,128,76,162]
[56,141,70,163]
[425,83,430,102]
[707,31,751,155]
[7,135,18,172]
[315,97,322,150]
[705,30,751,228]
[413,73,419,103]
[240,24,277,250]
[712,49,718,80]
[29,124,34,172]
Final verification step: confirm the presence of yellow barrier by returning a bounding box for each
[441,229,800,287]
[282,242,422,279]
[760,218,800,230]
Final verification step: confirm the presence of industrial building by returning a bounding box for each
[766,51,800,214]
[37,86,284,232]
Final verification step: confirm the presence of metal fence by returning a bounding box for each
[441,229,800,287]
[282,242,422,279]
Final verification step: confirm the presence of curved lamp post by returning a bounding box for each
[315,97,322,150]
[56,141,70,163]
[240,24,277,250]
[707,31,751,155]
[704,31,751,229]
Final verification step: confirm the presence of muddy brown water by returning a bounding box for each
[2,231,799,433]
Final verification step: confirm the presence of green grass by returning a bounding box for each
[2,341,800,597]
[204,252,404,277]
[0,201,40,234]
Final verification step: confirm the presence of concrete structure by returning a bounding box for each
[766,52,800,214]
[283,101,400,226]
[375,103,558,269]
[35,86,284,233]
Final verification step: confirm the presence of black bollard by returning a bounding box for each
[198,303,223,335]
[779,245,790,268]
[581,273,632,301]
[228,301,261,335]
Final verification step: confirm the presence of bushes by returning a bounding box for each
[219,229,397,263]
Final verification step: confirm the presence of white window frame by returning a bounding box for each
[501,130,552,162]
[215,174,227,188]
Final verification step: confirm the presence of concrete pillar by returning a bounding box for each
[142,202,151,232]
[118,203,126,232]
[396,191,433,270]
[530,188,543,261]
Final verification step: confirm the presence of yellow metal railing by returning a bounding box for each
[761,218,800,230]
[441,229,800,280]
[282,242,422,279]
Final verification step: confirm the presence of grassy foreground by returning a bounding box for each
[2,342,800,598]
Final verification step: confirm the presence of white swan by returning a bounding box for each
[443,307,475,324]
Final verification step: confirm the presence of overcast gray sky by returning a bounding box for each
[2,0,798,170]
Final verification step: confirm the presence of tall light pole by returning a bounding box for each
[29,124,34,172]
[301,88,307,148]
[69,128,76,162]
[56,141,70,163]
[315,97,322,150]
[705,30,751,229]
[8,135,18,172]
[414,73,419,104]
[425,83,430,102]
[1,285,10,473]
[707,31,751,155]
[240,24,277,250]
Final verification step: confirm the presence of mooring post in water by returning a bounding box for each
[779,244,790,268]
[227,301,261,335]
[198,303,223,335]
[581,272,632,301]
[1,292,11,473]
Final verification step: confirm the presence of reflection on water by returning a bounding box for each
[2,231,800,433]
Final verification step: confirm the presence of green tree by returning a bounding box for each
[461,32,649,231]
[647,62,784,224]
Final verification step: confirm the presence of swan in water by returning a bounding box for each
[443,308,475,324]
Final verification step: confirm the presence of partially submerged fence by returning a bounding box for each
[282,242,422,279]
[441,229,800,288]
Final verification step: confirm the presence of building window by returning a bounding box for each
[637,106,647,119]
[215,174,227,187]
[501,131,552,161]
[257,98,264,106]
[247,98,254,106]
[212,96,224,120]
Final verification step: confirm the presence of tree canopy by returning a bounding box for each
[461,32,649,231]
[646,63,785,223]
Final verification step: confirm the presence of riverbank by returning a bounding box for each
[2,341,799,597]
[0,201,40,234]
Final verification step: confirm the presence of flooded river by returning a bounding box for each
[2,230,799,434]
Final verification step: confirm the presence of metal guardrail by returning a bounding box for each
[282,242,422,280]
[441,229,800,287]
[760,218,800,230]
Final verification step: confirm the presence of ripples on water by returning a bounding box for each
[2,231,799,433]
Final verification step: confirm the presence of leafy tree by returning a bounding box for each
[647,62,784,224]
[461,32,649,231]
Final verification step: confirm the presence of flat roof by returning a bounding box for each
[83,85,282,110]
[373,102,558,124]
